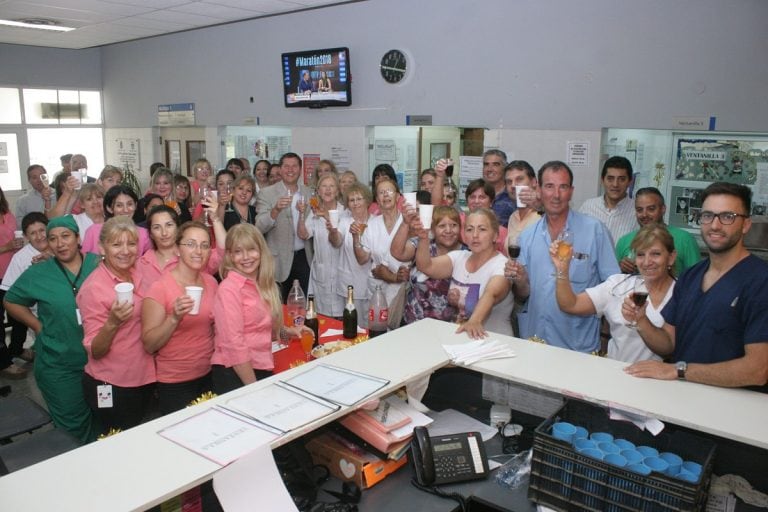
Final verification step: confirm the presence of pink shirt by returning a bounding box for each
[145,271,218,383]
[212,271,274,371]
[0,212,19,277]
[135,247,223,295]
[81,222,151,255]
[78,263,155,387]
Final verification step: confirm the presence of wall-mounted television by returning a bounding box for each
[282,47,351,108]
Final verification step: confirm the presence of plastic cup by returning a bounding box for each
[581,448,604,461]
[675,469,699,483]
[682,460,702,478]
[644,456,669,474]
[598,442,621,455]
[614,439,636,451]
[604,453,628,468]
[115,282,134,304]
[573,426,589,442]
[515,185,529,208]
[185,286,203,315]
[418,204,434,229]
[627,463,651,476]
[636,445,659,458]
[574,438,597,453]
[551,422,577,443]
[621,449,644,465]
[660,452,683,476]
[71,171,83,190]
[403,192,417,208]
[328,209,340,228]
[590,432,613,443]
[14,230,23,240]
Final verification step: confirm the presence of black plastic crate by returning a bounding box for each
[528,399,716,512]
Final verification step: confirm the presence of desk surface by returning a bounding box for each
[1,318,766,511]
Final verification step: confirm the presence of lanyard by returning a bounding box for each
[54,255,85,297]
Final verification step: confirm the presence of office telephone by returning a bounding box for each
[410,426,489,486]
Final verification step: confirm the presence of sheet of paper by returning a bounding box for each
[282,364,389,406]
[321,327,366,339]
[387,395,433,438]
[213,442,299,512]
[157,408,279,466]
[225,383,338,433]
[427,408,498,442]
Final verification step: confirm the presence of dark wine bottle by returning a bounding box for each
[305,294,320,348]
[342,285,358,339]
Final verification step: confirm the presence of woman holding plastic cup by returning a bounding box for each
[415,208,514,339]
[354,178,411,308]
[77,217,155,433]
[298,173,344,317]
[141,221,218,414]
[335,183,373,323]
[211,225,309,393]
[551,223,676,363]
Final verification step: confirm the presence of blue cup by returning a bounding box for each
[660,452,683,476]
[574,438,598,453]
[590,432,614,443]
[614,438,636,451]
[682,460,702,478]
[552,422,578,443]
[605,453,628,468]
[675,469,699,483]
[645,456,669,474]
[581,448,604,460]
[636,445,659,458]
[598,442,621,455]
[573,426,589,441]
[627,463,651,475]
[621,449,644,465]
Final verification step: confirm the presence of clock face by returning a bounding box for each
[380,49,407,84]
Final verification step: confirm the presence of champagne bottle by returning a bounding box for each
[342,285,357,339]
[305,294,320,348]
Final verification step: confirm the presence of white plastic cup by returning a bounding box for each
[418,204,434,229]
[328,209,340,228]
[115,282,134,304]
[71,171,83,190]
[40,173,50,186]
[515,185,529,208]
[14,230,23,240]
[185,286,203,315]
[403,192,417,207]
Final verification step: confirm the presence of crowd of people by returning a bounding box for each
[0,149,765,443]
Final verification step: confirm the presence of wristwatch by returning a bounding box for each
[676,361,687,380]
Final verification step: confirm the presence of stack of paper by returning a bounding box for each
[443,339,516,365]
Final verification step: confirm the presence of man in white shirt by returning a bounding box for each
[578,156,637,245]
[14,165,55,228]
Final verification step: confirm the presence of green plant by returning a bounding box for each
[121,164,143,196]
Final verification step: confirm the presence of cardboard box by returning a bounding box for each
[306,432,408,489]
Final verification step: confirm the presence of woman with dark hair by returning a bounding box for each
[226,158,245,177]
[461,179,508,253]
[5,215,101,441]
[172,174,193,223]
[0,186,24,378]
[253,159,271,193]
[368,164,405,215]
[142,221,218,414]
[268,163,282,185]
[81,185,151,255]
[193,169,235,223]
[78,217,155,433]
[136,194,164,228]
[317,71,332,93]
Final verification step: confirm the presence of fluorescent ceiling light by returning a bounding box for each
[0,19,75,32]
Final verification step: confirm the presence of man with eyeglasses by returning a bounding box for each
[624,182,768,389]
[615,187,701,275]
[507,161,619,352]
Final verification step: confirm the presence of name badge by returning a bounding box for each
[97,384,113,408]
[76,308,83,326]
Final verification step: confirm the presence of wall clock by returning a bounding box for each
[380,49,408,84]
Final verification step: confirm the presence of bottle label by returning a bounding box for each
[292,315,305,327]
[379,308,389,322]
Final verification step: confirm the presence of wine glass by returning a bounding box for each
[627,277,648,328]
[552,229,573,278]
[200,186,211,227]
[507,243,521,260]
[225,182,234,212]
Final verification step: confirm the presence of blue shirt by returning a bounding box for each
[492,190,516,226]
[518,210,620,352]
[663,255,768,364]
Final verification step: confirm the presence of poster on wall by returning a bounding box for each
[116,138,141,175]
[330,146,350,171]
[567,141,590,168]
[374,140,396,162]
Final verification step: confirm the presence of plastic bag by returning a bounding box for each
[495,449,533,490]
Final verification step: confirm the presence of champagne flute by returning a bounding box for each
[225,182,234,212]
[627,277,648,328]
[200,185,211,227]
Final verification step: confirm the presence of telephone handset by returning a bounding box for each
[410,426,489,486]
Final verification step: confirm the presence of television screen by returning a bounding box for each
[282,47,351,108]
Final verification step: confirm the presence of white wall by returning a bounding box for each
[99,0,768,132]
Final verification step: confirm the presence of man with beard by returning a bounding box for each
[624,182,768,389]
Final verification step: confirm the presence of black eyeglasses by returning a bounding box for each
[699,211,749,225]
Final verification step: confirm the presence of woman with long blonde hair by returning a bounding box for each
[211,224,308,393]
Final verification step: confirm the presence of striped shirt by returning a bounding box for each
[578,195,637,246]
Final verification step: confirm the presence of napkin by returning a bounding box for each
[321,327,367,338]
[443,339,516,366]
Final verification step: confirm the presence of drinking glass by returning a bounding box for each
[300,330,315,361]
[552,229,573,277]
[507,244,521,260]
[200,186,211,226]
[225,182,234,212]
[627,277,648,328]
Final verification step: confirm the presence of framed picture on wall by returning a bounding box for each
[430,142,450,167]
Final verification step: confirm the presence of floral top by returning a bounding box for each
[403,241,461,324]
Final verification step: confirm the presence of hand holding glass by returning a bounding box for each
[626,278,648,328]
